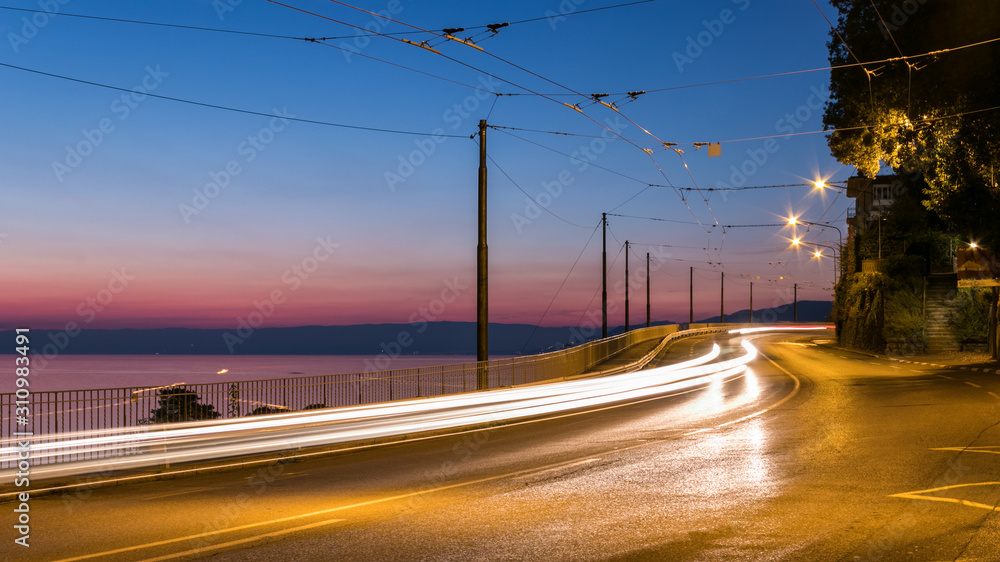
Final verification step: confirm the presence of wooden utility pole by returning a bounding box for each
[477,120,488,389]
[720,272,724,324]
[794,283,798,323]
[750,282,754,325]
[646,252,651,328]
[624,240,630,333]
[689,267,694,326]
[602,213,607,339]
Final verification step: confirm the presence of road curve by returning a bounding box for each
[5,328,1000,561]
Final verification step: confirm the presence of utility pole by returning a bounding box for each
[476,120,488,390]
[602,213,607,339]
[749,282,754,325]
[624,240,630,333]
[720,272,725,324]
[646,252,651,328]
[794,283,798,323]
[689,267,694,327]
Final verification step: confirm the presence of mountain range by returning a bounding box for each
[4,301,831,355]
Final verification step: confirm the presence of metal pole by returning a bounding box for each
[720,272,724,324]
[476,120,488,389]
[750,282,754,325]
[602,213,607,339]
[794,283,798,323]
[624,240,630,333]
[689,267,694,326]
[646,252,651,328]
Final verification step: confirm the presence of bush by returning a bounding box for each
[952,288,992,343]
[836,272,886,352]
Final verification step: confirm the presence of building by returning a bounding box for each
[846,174,903,238]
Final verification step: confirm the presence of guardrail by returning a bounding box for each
[1,325,706,458]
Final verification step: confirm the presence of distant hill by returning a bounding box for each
[697,300,832,324]
[2,301,830,355]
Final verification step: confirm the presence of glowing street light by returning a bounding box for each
[814,180,827,189]
[970,242,979,249]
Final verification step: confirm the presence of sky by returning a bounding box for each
[1,0,862,331]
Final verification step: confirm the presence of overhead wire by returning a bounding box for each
[293,0,705,228]
[518,220,602,353]
[0,61,469,137]
[482,145,592,229]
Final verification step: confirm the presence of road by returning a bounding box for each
[5,330,1000,561]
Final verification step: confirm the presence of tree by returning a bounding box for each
[146,387,221,424]
[823,0,1000,248]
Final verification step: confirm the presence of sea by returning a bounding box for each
[23,354,489,392]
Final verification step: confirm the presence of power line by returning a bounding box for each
[519,221,602,352]
[483,146,592,229]
[0,61,469,137]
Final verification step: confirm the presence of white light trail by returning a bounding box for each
[1,340,759,483]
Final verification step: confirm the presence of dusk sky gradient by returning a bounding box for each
[1,0,870,331]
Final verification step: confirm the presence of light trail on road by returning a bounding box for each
[1,339,758,483]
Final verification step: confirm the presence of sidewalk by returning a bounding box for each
[579,337,667,375]
[884,350,1000,373]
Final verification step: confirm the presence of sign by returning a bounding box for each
[957,246,1000,288]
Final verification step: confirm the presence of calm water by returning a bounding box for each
[26,354,490,392]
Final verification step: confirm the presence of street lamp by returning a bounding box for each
[787,216,843,278]
[792,239,838,284]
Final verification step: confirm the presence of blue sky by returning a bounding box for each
[1,0,855,330]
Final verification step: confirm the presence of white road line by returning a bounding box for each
[965,382,981,388]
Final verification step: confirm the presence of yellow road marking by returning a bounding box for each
[890,482,1000,513]
[965,382,981,388]
[930,446,1000,455]
[139,518,346,562]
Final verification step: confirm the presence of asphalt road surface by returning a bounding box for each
[5,330,1000,561]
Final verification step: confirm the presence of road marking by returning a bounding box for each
[142,487,212,501]
[869,361,881,366]
[931,446,1000,455]
[55,514,345,562]
[936,375,953,380]
[890,482,1000,513]
[989,392,1000,400]
[965,382,981,388]
[972,368,980,372]
[138,518,346,562]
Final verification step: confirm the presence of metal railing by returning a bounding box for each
[2,325,688,467]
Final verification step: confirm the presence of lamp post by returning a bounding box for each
[788,216,843,279]
[793,238,839,283]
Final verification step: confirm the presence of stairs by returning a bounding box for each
[924,273,961,352]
